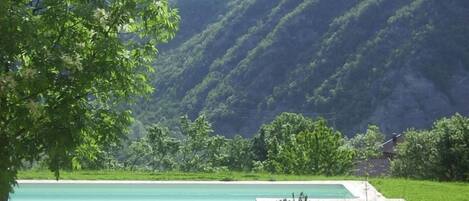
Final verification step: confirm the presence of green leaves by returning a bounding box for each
[391,129,439,179]
[253,113,354,175]
[392,114,469,181]
[145,124,179,171]
[124,115,253,172]
[0,0,179,198]
[350,125,385,160]
[179,115,227,172]
[226,135,254,171]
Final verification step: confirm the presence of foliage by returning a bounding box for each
[178,115,226,171]
[253,113,354,175]
[120,114,258,172]
[123,124,179,171]
[121,113,355,175]
[292,124,355,175]
[433,114,469,181]
[0,0,179,198]
[226,135,254,171]
[126,138,152,171]
[350,125,385,176]
[253,113,315,163]
[146,124,180,171]
[392,114,469,181]
[391,129,439,179]
[131,0,469,137]
[75,142,123,170]
[350,125,385,160]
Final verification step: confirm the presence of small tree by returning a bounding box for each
[178,115,228,172]
[206,135,229,171]
[146,125,179,171]
[126,139,152,171]
[350,125,385,201]
[179,115,211,171]
[294,119,355,175]
[350,125,385,176]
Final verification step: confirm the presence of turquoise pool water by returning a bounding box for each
[11,183,355,201]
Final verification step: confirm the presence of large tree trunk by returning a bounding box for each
[0,193,8,201]
[0,165,14,201]
[0,178,10,201]
[0,166,13,201]
[1,134,12,201]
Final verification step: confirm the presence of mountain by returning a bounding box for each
[132,0,469,137]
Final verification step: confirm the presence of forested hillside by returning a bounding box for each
[133,0,469,137]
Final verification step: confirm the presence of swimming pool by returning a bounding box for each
[11,182,356,201]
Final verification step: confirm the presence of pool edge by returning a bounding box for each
[16,180,403,201]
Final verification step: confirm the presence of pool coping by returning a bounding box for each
[16,180,398,201]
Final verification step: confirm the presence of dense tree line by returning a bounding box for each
[69,113,356,174]
[64,112,469,182]
[63,113,330,172]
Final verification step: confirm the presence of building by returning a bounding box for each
[354,133,405,176]
[382,133,405,159]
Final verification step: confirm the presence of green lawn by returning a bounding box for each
[18,170,469,201]
[18,170,359,181]
[370,178,469,201]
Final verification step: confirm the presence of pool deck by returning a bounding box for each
[17,180,404,201]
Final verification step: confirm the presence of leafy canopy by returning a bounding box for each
[0,0,179,198]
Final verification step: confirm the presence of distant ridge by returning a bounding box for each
[133,0,469,137]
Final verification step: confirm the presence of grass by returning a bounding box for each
[18,170,469,201]
[370,178,469,201]
[18,170,358,181]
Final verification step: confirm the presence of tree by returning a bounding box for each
[178,115,230,172]
[205,135,228,171]
[276,119,354,175]
[252,112,315,169]
[350,125,385,201]
[74,140,123,170]
[226,135,253,171]
[392,114,469,181]
[126,138,152,171]
[350,125,385,176]
[391,129,439,179]
[350,125,385,160]
[433,114,469,181]
[253,113,354,175]
[178,115,214,171]
[0,0,179,199]
[252,130,268,162]
[146,124,179,171]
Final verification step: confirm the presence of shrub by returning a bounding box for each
[392,114,469,181]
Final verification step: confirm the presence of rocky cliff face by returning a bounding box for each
[133,0,469,137]
[362,66,469,134]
